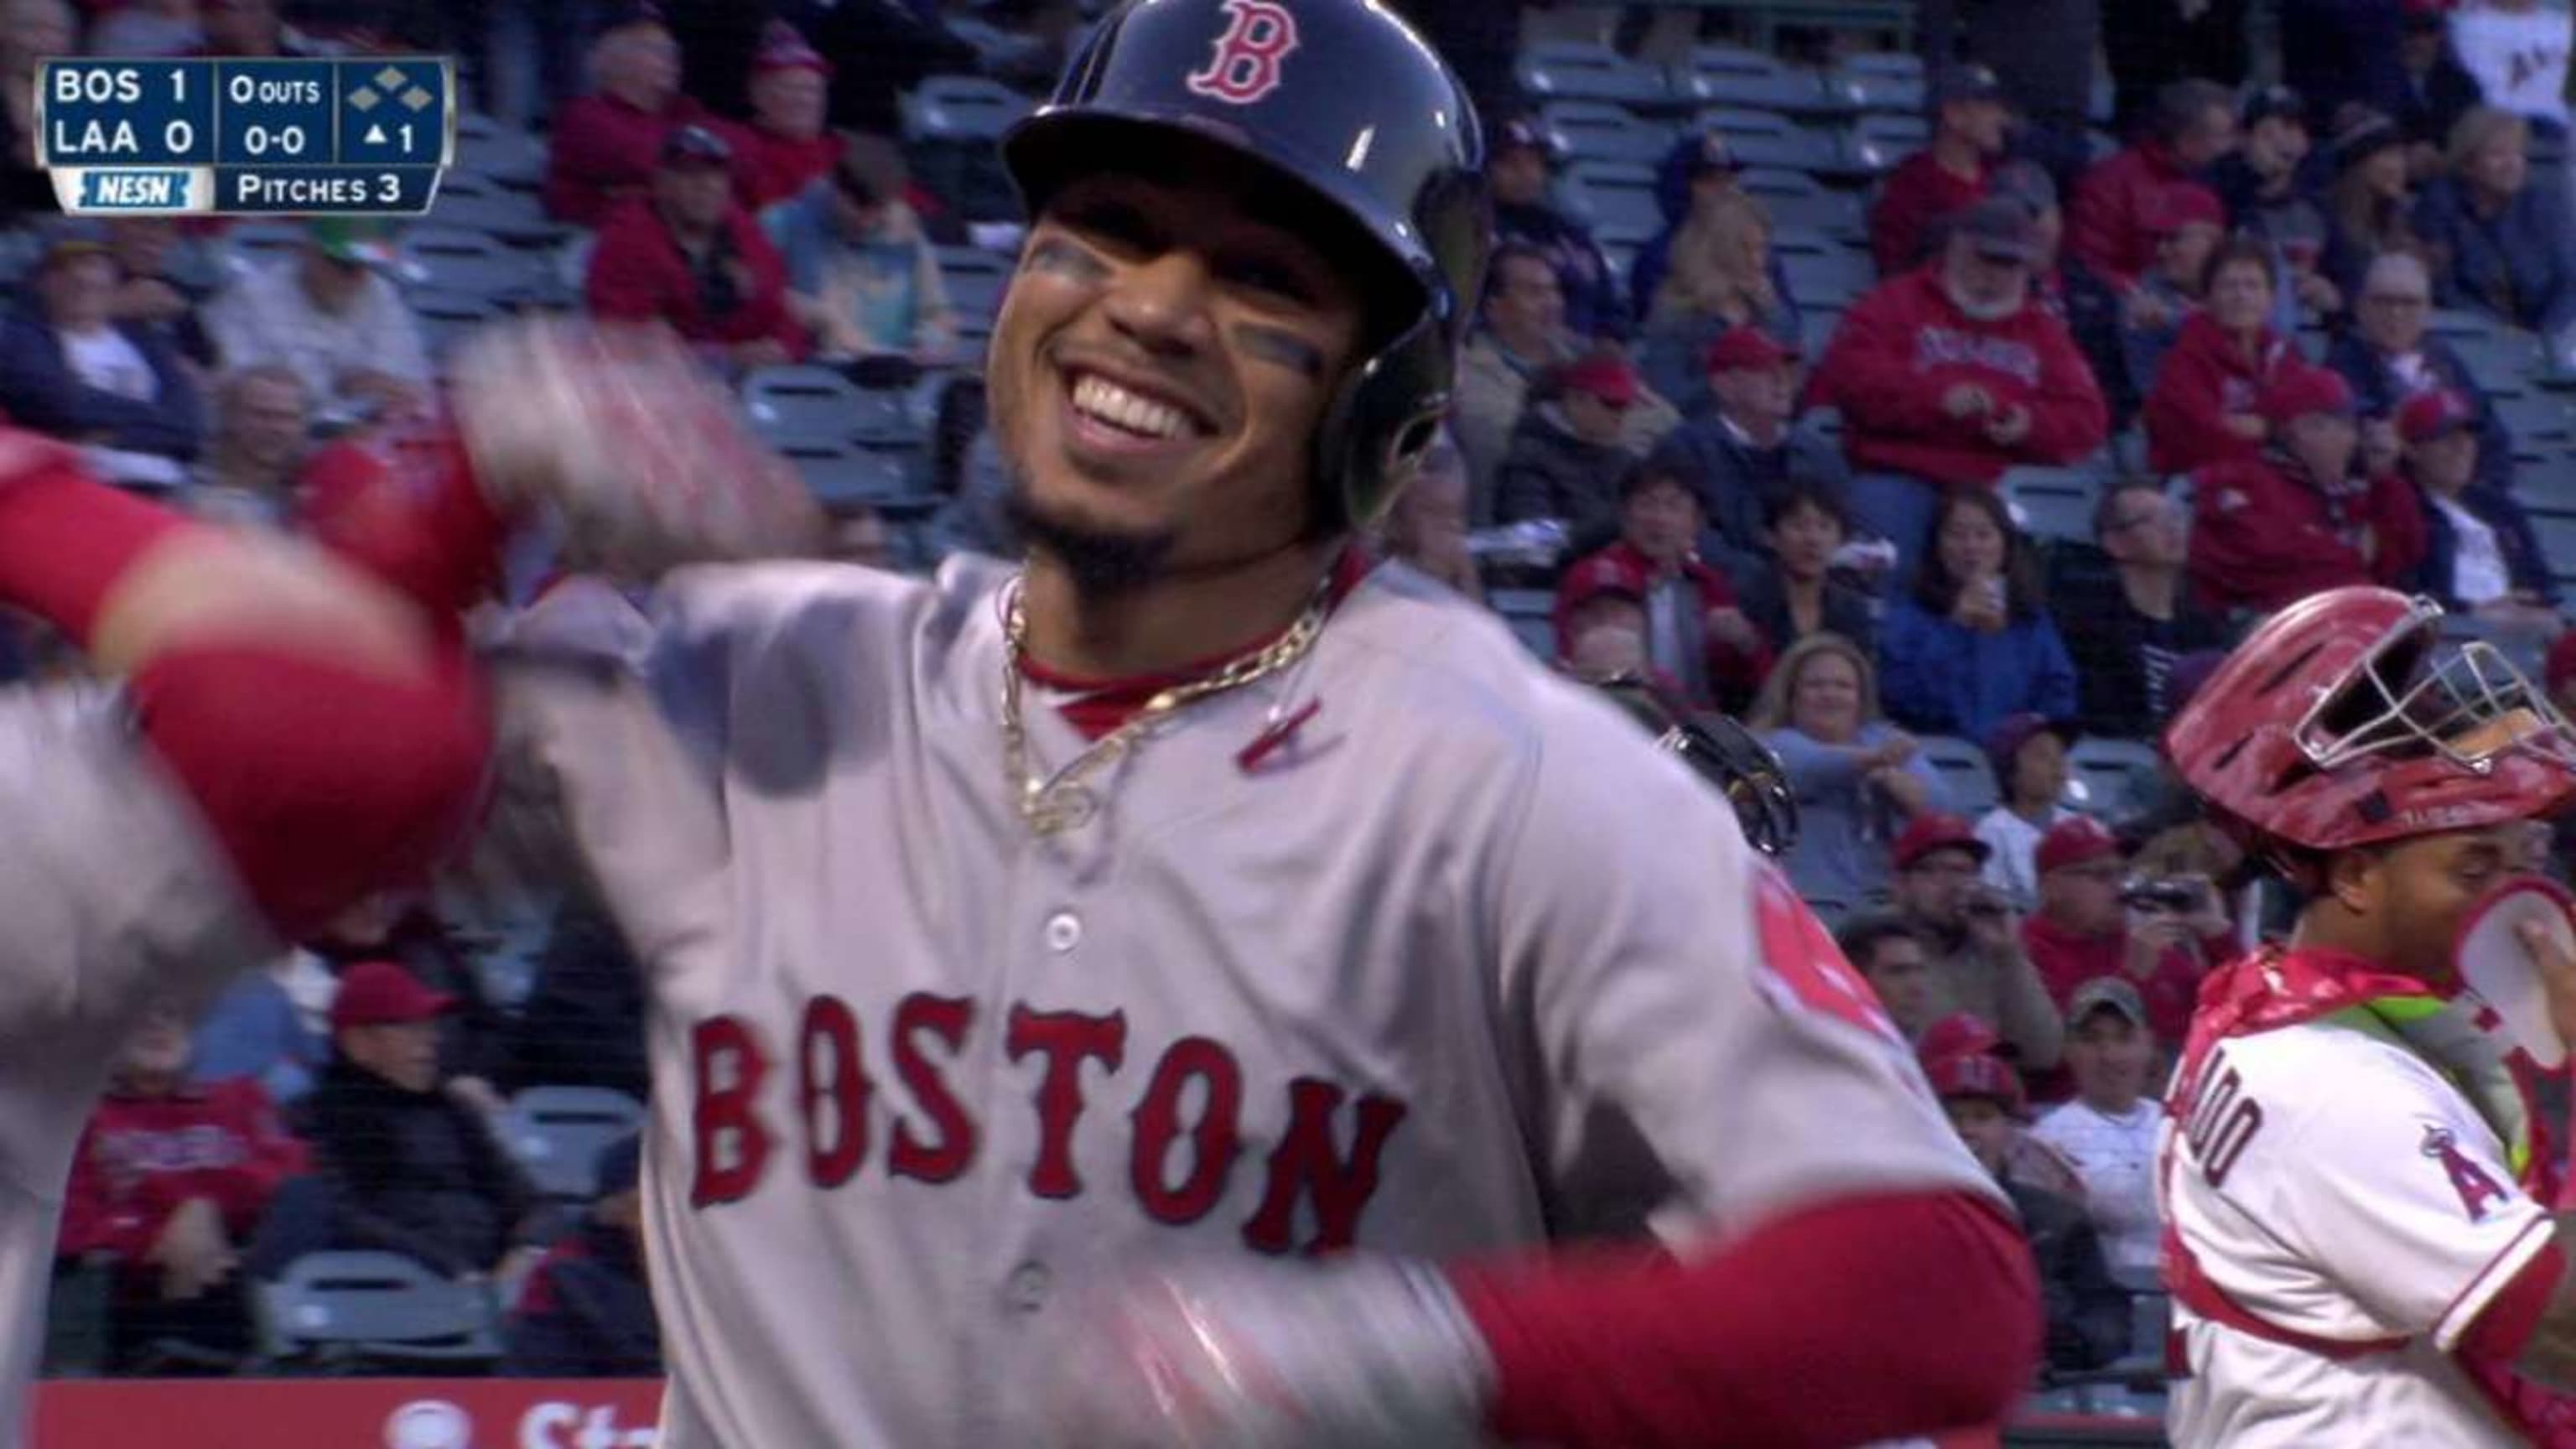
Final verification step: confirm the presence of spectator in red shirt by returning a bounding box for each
[586,123,806,369]
[2018,816,2223,1050]
[2141,235,2298,475]
[2188,362,2428,614]
[59,999,308,1371]
[720,20,840,215]
[2067,78,2238,288]
[1812,196,2109,582]
[1870,64,2012,277]
[1553,461,1774,712]
[543,3,703,227]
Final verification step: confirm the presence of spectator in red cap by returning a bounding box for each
[278,962,542,1281]
[719,19,839,215]
[544,3,707,227]
[1498,350,1658,538]
[1890,813,2065,1070]
[1811,197,2107,584]
[1973,713,2080,911]
[58,999,307,1371]
[1553,564,1655,683]
[1644,325,1849,570]
[2069,79,2238,288]
[2142,236,2299,475]
[1457,247,1675,524]
[2019,816,2225,1050]
[1877,488,2079,742]
[2397,387,2560,630]
[2050,480,2227,741]
[1552,462,1773,713]
[1924,1045,2129,1372]
[2188,363,2428,614]
[2030,977,2168,1288]
[1870,65,2012,278]
[587,124,807,370]
[2117,183,2231,397]
[1753,636,1945,906]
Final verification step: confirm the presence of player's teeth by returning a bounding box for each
[1073,374,1189,440]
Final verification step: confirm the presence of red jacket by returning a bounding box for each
[1811,269,2109,489]
[2142,313,2297,475]
[2021,915,2206,1049]
[1869,149,1991,278]
[58,1078,306,1266]
[2189,451,2428,613]
[719,122,844,213]
[543,91,709,227]
[585,199,808,361]
[2067,142,2191,287]
[1552,541,1774,709]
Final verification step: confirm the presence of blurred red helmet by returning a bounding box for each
[2163,587,2576,867]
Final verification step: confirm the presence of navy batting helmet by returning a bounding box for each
[999,0,1490,527]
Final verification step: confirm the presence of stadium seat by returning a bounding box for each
[1489,587,1557,660]
[396,225,541,299]
[1563,161,1665,247]
[214,220,308,278]
[743,365,922,449]
[2530,511,2576,588]
[1517,41,1673,109]
[1541,101,1677,168]
[1829,52,1924,113]
[426,185,569,248]
[502,1087,647,1201]
[1740,166,1867,241]
[1696,108,1841,174]
[2497,392,2573,451]
[255,1252,501,1368]
[1779,246,1873,309]
[1799,303,1846,357]
[1800,893,1854,931]
[901,75,1033,143]
[2436,610,2549,682]
[408,288,502,366]
[452,123,546,193]
[1918,735,2001,815]
[2464,335,2547,398]
[2426,307,2502,342]
[2065,737,2160,817]
[1841,112,1929,175]
[1999,466,2104,546]
[1673,44,1840,117]
[935,245,1014,324]
[777,438,918,512]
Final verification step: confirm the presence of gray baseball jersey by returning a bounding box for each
[496,556,1997,1448]
[0,688,269,1438]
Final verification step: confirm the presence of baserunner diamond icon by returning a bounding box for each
[375,66,406,91]
[349,87,379,111]
[401,86,433,111]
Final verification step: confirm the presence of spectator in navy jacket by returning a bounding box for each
[2397,387,2560,630]
[1644,325,1848,570]
[2048,481,2227,742]
[0,226,202,465]
[2414,106,2576,338]
[501,1135,659,1377]
[2325,249,2516,493]
[2210,86,2345,323]
[2396,3,2485,171]
[1877,487,2079,743]
[1490,117,1626,343]
[1737,479,1880,656]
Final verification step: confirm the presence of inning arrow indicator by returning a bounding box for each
[365,123,387,145]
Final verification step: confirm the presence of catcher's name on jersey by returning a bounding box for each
[688,992,1404,1250]
[2163,1011,2555,1447]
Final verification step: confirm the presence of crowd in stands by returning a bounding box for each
[9,0,2576,1413]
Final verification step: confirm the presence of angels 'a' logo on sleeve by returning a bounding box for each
[1186,0,1301,106]
[1751,865,1899,1041]
[2421,1123,2512,1223]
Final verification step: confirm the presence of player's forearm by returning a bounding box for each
[1452,1189,2039,1447]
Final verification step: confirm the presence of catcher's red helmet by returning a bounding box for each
[2164,587,2576,863]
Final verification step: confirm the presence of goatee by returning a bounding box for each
[1003,481,1176,599]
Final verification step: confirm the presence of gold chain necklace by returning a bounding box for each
[1000,575,1330,836]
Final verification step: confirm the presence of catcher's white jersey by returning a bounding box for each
[496,556,1998,1449]
[2162,1011,2554,1447]
[0,689,269,1439]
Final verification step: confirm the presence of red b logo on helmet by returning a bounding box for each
[1187,0,1300,106]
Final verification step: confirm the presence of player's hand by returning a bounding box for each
[1040,1255,1492,1449]
[450,318,824,577]
[1961,885,2019,951]
[2516,912,2576,1057]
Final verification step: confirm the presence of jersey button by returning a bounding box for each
[1044,910,1083,953]
[1005,1261,1052,1313]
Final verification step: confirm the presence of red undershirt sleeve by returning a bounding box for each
[1452,1188,2040,1449]
[2460,1239,2566,1367]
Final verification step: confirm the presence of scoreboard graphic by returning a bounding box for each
[36,57,456,216]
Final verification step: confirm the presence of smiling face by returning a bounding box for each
[1768,495,1843,583]
[1621,473,1701,567]
[1789,647,1863,741]
[989,157,1369,585]
[751,66,828,140]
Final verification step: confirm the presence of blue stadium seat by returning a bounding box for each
[2065,736,2160,818]
[1489,587,1557,660]
[1779,245,1873,309]
[901,74,1032,143]
[776,437,918,512]
[1799,303,1845,358]
[214,220,308,279]
[426,185,569,248]
[1697,108,1841,174]
[2529,511,2576,587]
[743,365,922,449]
[2496,392,2573,451]
[408,288,502,366]
[1830,52,1924,114]
[502,1087,646,1201]
[1673,44,1840,117]
[2459,332,2545,397]
[1541,100,1679,168]
[1841,112,1929,175]
[1562,160,1665,247]
[1918,735,2000,815]
[1740,166,1867,241]
[255,1252,501,1368]
[2000,465,2105,546]
[1517,41,1673,109]
[935,245,1014,324]
[452,121,546,192]
[396,225,543,299]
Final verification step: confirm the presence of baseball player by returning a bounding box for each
[2159,585,2576,1445]
[0,430,488,1431]
[333,2,2040,1443]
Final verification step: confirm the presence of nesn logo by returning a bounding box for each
[80,170,188,208]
